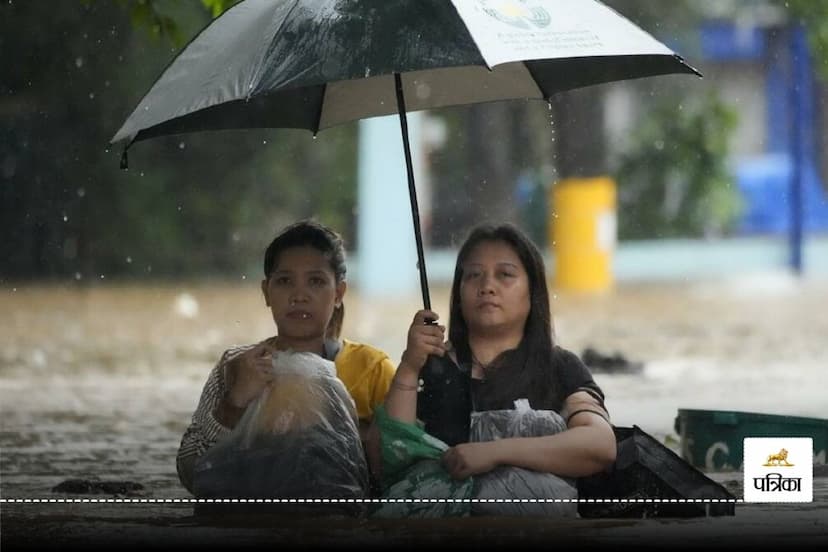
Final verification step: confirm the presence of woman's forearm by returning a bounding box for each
[494,423,617,478]
[381,362,420,423]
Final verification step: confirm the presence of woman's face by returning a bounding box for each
[261,246,345,343]
[459,240,531,338]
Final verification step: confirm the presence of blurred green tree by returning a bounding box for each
[614,93,742,239]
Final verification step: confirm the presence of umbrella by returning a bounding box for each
[112,0,700,310]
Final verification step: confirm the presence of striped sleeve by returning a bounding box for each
[175,345,251,493]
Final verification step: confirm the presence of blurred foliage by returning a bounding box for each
[201,0,241,19]
[614,93,742,239]
[784,0,828,77]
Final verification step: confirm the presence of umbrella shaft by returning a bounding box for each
[394,73,432,312]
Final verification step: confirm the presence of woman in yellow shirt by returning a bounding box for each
[176,220,395,496]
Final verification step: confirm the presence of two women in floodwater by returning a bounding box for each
[176,220,615,512]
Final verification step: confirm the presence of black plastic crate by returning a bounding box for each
[578,425,736,518]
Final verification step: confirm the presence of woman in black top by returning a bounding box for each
[380,223,615,480]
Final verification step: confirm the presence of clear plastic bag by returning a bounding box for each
[469,399,579,517]
[192,351,369,507]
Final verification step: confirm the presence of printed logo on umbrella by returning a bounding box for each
[475,0,551,30]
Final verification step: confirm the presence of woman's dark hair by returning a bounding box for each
[448,223,561,410]
[263,219,347,340]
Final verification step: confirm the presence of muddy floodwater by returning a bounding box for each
[1,275,827,548]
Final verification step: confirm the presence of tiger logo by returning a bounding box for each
[763,448,794,467]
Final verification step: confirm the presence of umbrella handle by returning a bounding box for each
[394,73,432,313]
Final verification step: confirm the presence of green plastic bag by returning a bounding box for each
[371,405,473,518]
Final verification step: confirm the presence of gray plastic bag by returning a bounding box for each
[469,399,578,517]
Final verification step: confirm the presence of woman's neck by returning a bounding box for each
[467,331,522,367]
[272,335,326,356]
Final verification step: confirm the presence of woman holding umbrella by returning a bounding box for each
[372,223,615,512]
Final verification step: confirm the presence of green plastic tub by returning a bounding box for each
[674,409,828,471]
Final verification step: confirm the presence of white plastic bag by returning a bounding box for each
[192,351,369,504]
[469,399,578,517]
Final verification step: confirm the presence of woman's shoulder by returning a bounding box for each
[337,339,393,369]
[552,345,606,403]
[552,345,587,368]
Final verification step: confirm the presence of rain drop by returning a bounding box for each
[139,172,144,177]
[100,274,105,279]
[415,82,431,100]
[126,256,132,264]
[174,293,199,319]
[178,142,186,149]
[241,275,247,280]
[75,57,84,68]
[88,92,95,100]
[74,272,82,281]
[62,214,68,222]
[262,140,267,145]
[77,188,86,198]
[312,135,318,141]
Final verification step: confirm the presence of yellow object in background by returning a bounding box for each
[550,177,617,292]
